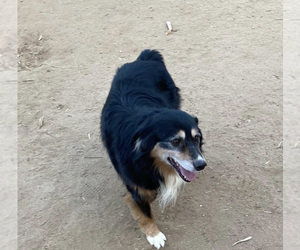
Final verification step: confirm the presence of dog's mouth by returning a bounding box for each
[167,157,196,182]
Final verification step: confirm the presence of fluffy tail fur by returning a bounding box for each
[136,49,164,64]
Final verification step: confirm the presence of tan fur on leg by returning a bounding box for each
[124,191,166,249]
[124,191,160,237]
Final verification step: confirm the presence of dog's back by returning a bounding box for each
[104,50,180,110]
[101,50,181,148]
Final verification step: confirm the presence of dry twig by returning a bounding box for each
[38,116,44,129]
[165,21,177,35]
[232,236,252,246]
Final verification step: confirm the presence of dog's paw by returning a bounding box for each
[146,232,166,249]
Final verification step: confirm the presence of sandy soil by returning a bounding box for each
[18,0,282,249]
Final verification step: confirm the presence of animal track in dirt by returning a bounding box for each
[18,33,51,71]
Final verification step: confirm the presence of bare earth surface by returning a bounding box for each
[18,0,282,249]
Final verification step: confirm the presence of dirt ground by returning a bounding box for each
[18,0,282,249]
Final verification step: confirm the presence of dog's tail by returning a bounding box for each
[136,49,164,64]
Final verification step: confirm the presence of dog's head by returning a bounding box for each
[133,110,206,182]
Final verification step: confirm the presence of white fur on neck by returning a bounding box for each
[158,174,185,209]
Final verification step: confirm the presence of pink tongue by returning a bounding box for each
[180,167,196,182]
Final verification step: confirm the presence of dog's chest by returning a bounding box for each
[158,174,185,209]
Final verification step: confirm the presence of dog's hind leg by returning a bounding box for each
[124,189,166,249]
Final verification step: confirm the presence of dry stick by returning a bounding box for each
[232,236,252,246]
[166,21,172,30]
[38,116,44,129]
[166,21,173,35]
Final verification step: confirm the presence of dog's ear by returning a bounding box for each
[194,116,199,125]
[140,133,157,152]
[132,127,157,153]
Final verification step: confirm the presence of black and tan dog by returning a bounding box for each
[101,50,206,249]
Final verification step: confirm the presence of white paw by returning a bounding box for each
[146,232,166,249]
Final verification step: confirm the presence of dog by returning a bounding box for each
[100,50,206,249]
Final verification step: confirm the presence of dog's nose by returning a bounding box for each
[194,158,207,171]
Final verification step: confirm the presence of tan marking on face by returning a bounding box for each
[177,130,186,139]
[124,192,160,237]
[151,144,178,178]
[191,128,198,138]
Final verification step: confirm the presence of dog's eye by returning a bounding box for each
[171,138,181,147]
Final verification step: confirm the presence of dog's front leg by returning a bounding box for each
[124,191,166,249]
